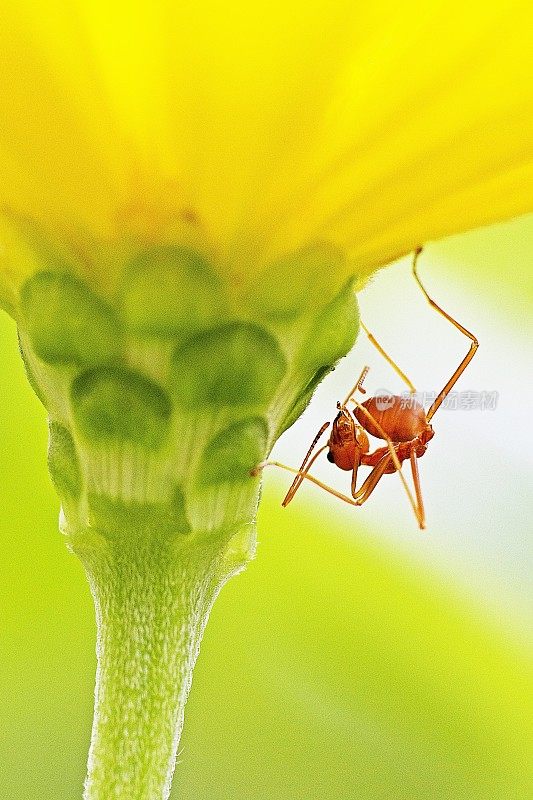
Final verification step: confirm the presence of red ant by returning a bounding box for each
[255,248,478,529]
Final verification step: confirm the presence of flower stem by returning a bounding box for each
[77,530,226,800]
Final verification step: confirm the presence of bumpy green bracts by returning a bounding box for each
[10,240,359,799]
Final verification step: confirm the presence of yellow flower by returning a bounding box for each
[1,0,533,303]
[4,7,533,797]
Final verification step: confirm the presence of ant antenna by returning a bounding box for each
[360,321,416,394]
[341,365,370,409]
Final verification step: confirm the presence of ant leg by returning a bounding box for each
[409,450,426,529]
[360,321,416,394]
[412,247,479,422]
[354,449,425,529]
[350,437,372,497]
[255,456,362,507]
[280,421,330,505]
[350,451,362,497]
[282,445,328,507]
[352,401,422,527]
[352,451,392,502]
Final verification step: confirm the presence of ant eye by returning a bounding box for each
[327,450,335,463]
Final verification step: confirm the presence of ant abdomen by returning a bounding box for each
[356,396,428,443]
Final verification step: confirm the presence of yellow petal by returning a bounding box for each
[0,0,532,291]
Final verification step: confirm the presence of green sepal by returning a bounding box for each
[71,366,172,448]
[20,271,122,367]
[171,322,286,409]
[48,422,82,500]
[198,417,269,486]
[120,246,225,337]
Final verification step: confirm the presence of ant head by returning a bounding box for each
[333,406,354,438]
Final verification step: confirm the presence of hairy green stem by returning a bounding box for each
[77,531,228,800]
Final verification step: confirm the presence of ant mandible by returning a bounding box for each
[255,247,478,529]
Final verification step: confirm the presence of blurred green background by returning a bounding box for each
[1,218,532,798]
